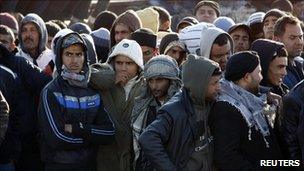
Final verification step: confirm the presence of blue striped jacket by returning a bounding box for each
[38,76,115,166]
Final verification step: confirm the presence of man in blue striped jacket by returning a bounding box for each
[38,32,115,171]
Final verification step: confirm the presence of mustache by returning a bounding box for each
[24,37,34,42]
[68,64,80,68]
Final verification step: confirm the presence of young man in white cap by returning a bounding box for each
[90,39,144,171]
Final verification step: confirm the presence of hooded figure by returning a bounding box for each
[251,39,289,97]
[38,32,115,171]
[81,33,98,65]
[131,55,182,170]
[91,28,110,63]
[179,22,214,55]
[139,55,221,170]
[17,13,53,71]
[200,27,234,59]
[90,39,144,171]
[110,10,142,47]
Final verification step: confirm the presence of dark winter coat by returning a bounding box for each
[210,101,283,171]
[38,32,115,169]
[282,80,304,161]
[0,65,21,164]
[139,89,213,171]
[90,63,143,171]
[0,44,52,163]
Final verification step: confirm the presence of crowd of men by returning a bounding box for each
[0,0,304,170]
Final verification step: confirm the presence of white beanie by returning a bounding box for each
[108,39,144,70]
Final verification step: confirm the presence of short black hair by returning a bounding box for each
[213,33,229,46]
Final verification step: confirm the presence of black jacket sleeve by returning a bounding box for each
[139,111,177,171]
[0,73,21,163]
[72,105,115,145]
[8,56,52,95]
[282,94,302,160]
[0,45,52,95]
[210,102,254,171]
[38,88,86,150]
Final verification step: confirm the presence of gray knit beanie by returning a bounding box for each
[144,55,180,81]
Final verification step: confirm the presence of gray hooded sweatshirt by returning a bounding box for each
[182,54,220,171]
[17,13,52,70]
[200,27,234,59]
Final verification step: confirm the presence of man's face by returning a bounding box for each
[276,23,303,57]
[166,46,186,66]
[114,23,131,45]
[21,22,40,52]
[47,36,53,49]
[248,64,263,94]
[0,34,15,52]
[263,16,279,40]
[195,5,217,23]
[268,56,287,86]
[114,55,139,81]
[142,46,157,64]
[210,42,231,71]
[148,77,170,101]
[230,28,250,53]
[62,44,85,73]
[205,75,221,102]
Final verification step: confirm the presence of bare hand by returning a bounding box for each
[115,71,130,86]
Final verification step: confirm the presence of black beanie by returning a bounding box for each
[93,11,117,31]
[225,51,260,81]
[159,33,179,54]
[131,28,157,48]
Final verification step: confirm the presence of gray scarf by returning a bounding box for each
[218,79,270,148]
[61,65,91,88]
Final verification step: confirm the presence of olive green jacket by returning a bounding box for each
[90,63,143,171]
